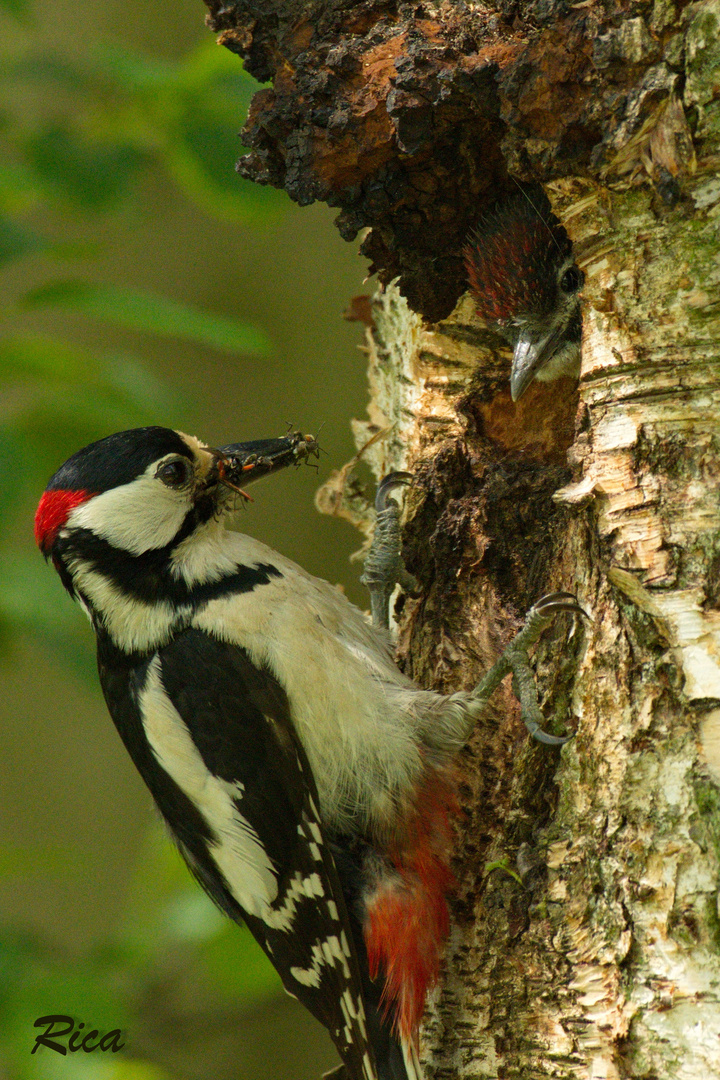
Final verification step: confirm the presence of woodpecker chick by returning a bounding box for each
[36,426,582,1080]
[464,190,584,401]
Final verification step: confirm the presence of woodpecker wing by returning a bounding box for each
[97,628,377,1080]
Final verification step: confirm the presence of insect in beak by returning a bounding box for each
[213,454,254,502]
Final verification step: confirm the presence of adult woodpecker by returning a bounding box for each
[35,426,581,1080]
[464,190,585,401]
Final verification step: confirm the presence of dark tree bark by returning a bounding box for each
[203,1,720,1076]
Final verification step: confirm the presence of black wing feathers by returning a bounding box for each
[97,628,375,1080]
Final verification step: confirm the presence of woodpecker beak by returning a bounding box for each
[212,431,319,494]
[509,325,566,402]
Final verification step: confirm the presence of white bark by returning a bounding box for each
[317,7,720,1072]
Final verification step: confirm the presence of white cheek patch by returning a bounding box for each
[68,467,191,555]
[68,560,184,652]
[139,657,279,918]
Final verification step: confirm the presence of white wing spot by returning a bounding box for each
[303,873,324,897]
[289,962,322,988]
[288,932,355,989]
[262,870,325,931]
[308,820,323,844]
[341,988,358,1019]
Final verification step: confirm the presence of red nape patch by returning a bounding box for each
[364,772,458,1044]
[34,489,93,552]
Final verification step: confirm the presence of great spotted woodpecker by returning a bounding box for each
[35,426,581,1080]
[464,190,584,401]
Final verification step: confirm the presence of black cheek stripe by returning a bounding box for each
[55,522,283,608]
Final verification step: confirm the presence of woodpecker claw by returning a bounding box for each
[530,591,590,620]
[361,472,419,630]
[471,593,588,744]
[375,471,413,512]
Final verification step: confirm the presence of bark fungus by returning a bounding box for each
[204,0,720,1076]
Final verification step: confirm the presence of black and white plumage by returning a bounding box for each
[36,426,580,1080]
[464,190,585,401]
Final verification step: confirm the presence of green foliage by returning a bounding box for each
[0,217,44,264]
[25,124,147,209]
[2,38,278,221]
[0,12,289,1073]
[0,0,29,17]
[0,18,285,673]
[22,282,272,357]
[0,829,282,1079]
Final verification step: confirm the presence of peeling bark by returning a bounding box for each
[323,165,720,1078]
[203,0,720,1076]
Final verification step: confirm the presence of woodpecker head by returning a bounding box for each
[464,191,584,401]
[35,425,316,598]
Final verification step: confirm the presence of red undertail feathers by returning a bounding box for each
[364,771,458,1043]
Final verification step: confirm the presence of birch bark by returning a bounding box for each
[326,168,720,1079]
[204,0,720,1075]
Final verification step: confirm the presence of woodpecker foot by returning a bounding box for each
[360,473,419,630]
[471,592,588,745]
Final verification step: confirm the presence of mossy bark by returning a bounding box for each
[205,0,720,1075]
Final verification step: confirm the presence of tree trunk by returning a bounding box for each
[204,1,720,1076]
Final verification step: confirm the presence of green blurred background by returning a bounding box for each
[0,1,373,1076]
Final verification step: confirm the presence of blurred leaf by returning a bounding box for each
[3,54,94,93]
[165,45,280,223]
[22,282,273,357]
[25,126,146,208]
[167,103,281,223]
[0,335,179,408]
[0,0,29,17]
[91,43,175,92]
[0,841,93,880]
[0,216,44,264]
[0,334,94,380]
[0,554,95,679]
[0,934,131,1080]
[93,41,281,223]
[0,162,44,214]
[2,39,284,224]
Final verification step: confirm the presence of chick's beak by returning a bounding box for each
[509,325,565,402]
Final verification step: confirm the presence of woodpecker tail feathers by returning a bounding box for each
[401,1038,423,1080]
[364,772,456,1045]
[323,1042,422,1080]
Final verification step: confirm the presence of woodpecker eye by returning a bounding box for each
[560,265,584,293]
[156,457,192,489]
